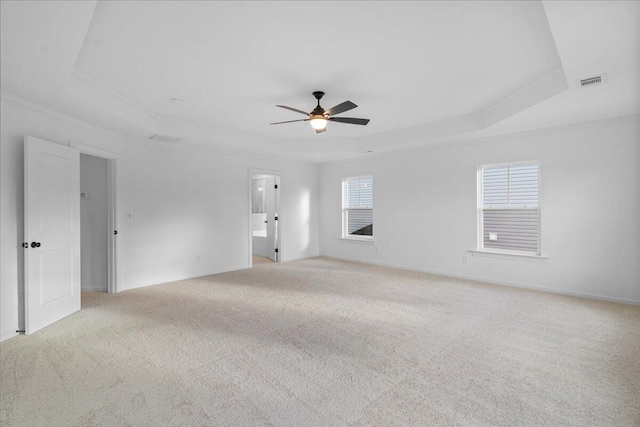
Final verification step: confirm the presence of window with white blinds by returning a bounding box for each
[479,163,540,255]
[343,176,373,238]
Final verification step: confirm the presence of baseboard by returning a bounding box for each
[1,330,19,343]
[321,255,640,306]
[81,287,108,292]
[118,263,254,292]
[282,255,318,262]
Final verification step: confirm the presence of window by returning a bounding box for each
[343,176,373,239]
[479,162,540,255]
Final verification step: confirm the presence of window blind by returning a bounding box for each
[481,164,539,254]
[344,176,373,237]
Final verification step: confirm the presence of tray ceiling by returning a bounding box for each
[1,1,638,162]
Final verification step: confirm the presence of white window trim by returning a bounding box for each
[338,237,376,244]
[342,175,374,241]
[469,250,548,262]
[477,161,542,257]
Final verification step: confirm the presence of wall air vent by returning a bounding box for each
[148,134,185,143]
[577,73,607,88]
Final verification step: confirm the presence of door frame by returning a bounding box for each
[70,142,120,293]
[248,168,282,267]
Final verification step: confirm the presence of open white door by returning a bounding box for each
[24,136,81,334]
[265,176,279,261]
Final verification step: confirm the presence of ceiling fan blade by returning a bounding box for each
[315,127,327,134]
[270,119,310,125]
[276,105,310,116]
[329,117,370,125]
[326,101,357,116]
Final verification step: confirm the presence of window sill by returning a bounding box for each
[339,237,376,245]
[469,250,548,263]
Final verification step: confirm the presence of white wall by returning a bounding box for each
[319,117,640,304]
[1,98,320,341]
[80,154,109,292]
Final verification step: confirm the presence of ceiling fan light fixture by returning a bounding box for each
[272,92,369,133]
[310,117,327,130]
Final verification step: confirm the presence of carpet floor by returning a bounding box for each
[1,257,639,426]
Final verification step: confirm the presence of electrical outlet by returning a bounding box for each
[462,255,468,263]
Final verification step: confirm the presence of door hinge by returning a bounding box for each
[274,216,278,221]
[275,248,279,253]
[114,230,118,235]
[22,242,28,248]
[274,184,278,189]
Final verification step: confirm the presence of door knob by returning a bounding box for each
[30,242,41,248]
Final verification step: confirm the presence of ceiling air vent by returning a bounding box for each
[577,73,607,88]
[149,134,185,144]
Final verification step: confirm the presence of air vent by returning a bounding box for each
[149,134,185,144]
[577,73,607,88]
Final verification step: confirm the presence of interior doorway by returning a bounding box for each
[23,137,119,335]
[249,172,280,264]
[80,154,109,292]
[70,140,120,295]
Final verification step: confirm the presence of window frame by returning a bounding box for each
[477,161,541,256]
[342,175,374,241]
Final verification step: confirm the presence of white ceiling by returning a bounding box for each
[1,1,638,162]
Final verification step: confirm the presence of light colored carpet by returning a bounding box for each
[1,257,639,426]
[253,254,274,265]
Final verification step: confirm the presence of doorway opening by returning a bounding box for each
[80,154,109,293]
[71,141,119,295]
[249,172,280,265]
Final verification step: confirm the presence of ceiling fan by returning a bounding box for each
[270,91,370,133]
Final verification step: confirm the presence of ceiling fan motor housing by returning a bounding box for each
[311,107,326,116]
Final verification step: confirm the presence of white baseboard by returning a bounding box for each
[118,264,254,292]
[1,330,19,342]
[282,255,317,263]
[321,255,640,306]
